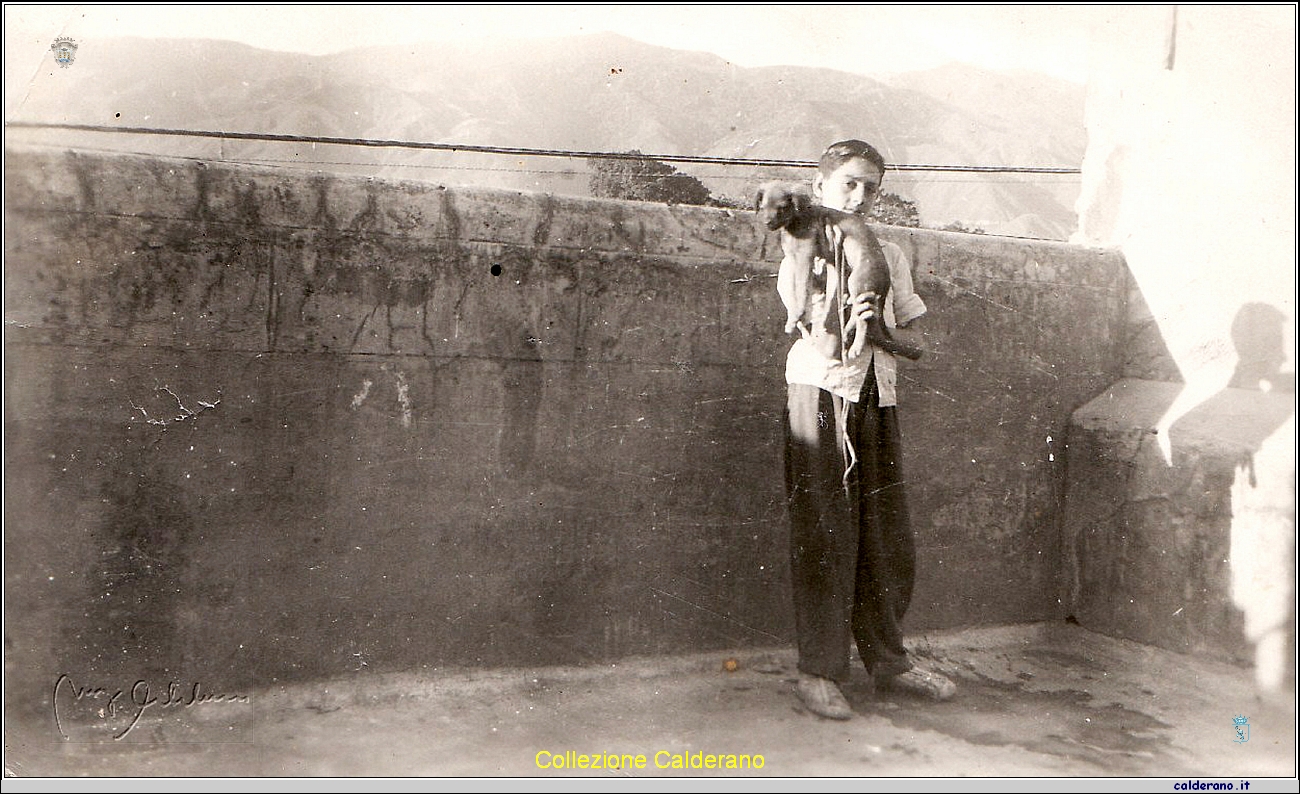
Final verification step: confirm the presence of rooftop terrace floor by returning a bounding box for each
[6,622,1295,781]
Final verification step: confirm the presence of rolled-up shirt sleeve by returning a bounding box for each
[888,245,927,327]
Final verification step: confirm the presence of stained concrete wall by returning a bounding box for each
[4,147,1128,694]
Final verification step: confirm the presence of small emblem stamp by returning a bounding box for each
[50,36,78,68]
[1233,714,1250,744]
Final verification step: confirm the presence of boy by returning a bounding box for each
[784,139,955,720]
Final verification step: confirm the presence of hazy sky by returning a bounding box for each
[5,4,1110,100]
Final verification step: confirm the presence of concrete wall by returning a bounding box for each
[4,147,1129,694]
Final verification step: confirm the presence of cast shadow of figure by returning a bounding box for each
[1170,302,1295,694]
[1227,302,1296,393]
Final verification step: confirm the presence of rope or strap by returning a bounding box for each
[826,221,859,491]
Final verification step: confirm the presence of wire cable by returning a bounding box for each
[4,121,1082,174]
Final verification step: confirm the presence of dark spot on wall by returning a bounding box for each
[69,152,97,212]
[351,190,381,232]
[438,187,462,240]
[533,194,557,247]
[311,175,337,230]
[237,181,261,226]
[193,162,213,222]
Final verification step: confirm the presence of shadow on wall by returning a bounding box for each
[1227,303,1295,393]
[1121,263,1183,383]
[1170,303,1295,692]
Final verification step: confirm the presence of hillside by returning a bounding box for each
[7,33,1085,238]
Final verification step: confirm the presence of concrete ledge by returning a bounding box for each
[1062,378,1295,661]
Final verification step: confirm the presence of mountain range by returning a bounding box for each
[8,33,1086,238]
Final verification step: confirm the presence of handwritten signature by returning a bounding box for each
[52,673,249,740]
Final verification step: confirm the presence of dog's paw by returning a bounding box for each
[847,336,867,358]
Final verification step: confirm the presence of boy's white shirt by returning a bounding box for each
[783,229,926,407]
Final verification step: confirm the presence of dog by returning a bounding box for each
[754,181,919,361]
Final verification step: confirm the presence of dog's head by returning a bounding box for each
[753,181,812,231]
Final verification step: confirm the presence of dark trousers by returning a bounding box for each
[784,373,915,683]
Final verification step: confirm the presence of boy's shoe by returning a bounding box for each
[795,675,854,720]
[877,667,957,701]
[870,656,914,679]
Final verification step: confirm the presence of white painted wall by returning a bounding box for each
[1074,5,1295,399]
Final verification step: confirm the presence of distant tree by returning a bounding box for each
[936,220,988,235]
[588,151,714,206]
[869,192,921,228]
[707,193,750,210]
[586,157,957,233]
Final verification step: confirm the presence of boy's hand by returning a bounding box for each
[850,291,880,325]
[848,290,922,360]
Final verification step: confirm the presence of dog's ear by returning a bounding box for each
[790,188,812,215]
[752,186,766,211]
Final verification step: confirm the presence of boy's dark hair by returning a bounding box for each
[818,139,886,176]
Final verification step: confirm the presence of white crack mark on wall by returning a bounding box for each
[350,379,374,410]
[928,273,1017,312]
[129,385,222,429]
[394,370,412,428]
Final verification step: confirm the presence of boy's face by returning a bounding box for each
[814,156,883,215]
